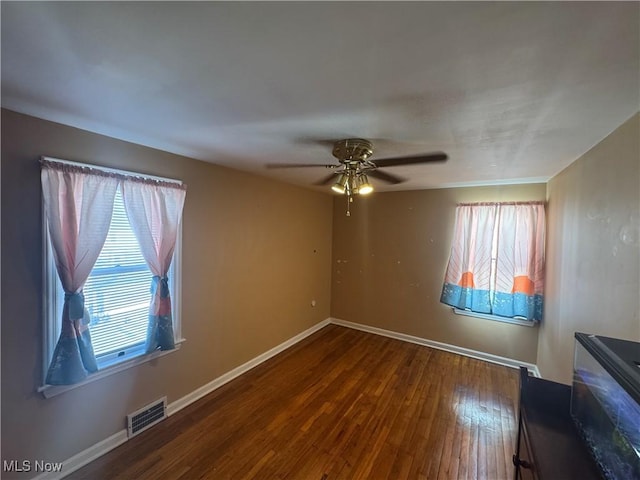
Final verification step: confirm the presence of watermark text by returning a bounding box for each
[3,460,64,473]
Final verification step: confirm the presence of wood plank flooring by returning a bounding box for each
[67,325,520,480]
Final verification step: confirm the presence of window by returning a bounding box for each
[85,187,151,363]
[42,158,185,389]
[46,188,180,369]
[440,202,545,324]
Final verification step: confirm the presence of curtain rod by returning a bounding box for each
[456,201,545,206]
[40,156,186,189]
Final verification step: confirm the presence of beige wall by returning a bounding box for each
[330,183,546,364]
[539,112,640,384]
[0,109,333,472]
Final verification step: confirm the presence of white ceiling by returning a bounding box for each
[2,2,639,192]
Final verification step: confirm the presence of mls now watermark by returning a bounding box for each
[3,460,63,473]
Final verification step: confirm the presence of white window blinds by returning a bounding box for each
[84,186,150,358]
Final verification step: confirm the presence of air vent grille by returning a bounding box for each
[127,397,167,438]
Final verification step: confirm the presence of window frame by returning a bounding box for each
[451,308,537,327]
[40,157,184,397]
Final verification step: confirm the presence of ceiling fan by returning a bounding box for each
[267,138,447,214]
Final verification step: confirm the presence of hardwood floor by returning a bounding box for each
[68,325,520,480]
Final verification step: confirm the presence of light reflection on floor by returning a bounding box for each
[452,386,515,433]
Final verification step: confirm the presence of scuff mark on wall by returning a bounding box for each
[619,215,639,247]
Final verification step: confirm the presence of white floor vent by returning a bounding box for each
[127,397,167,438]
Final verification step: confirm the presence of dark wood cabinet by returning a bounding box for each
[513,367,602,480]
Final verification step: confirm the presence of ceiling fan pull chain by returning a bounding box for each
[346,194,351,217]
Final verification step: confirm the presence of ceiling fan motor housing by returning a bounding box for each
[332,138,374,163]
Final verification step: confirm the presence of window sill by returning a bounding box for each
[38,338,186,399]
[452,308,538,327]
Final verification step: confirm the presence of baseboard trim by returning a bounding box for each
[330,317,541,377]
[166,318,331,416]
[44,318,331,479]
[32,430,128,480]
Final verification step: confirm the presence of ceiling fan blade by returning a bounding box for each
[314,173,337,186]
[372,152,448,168]
[368,169,405,185]
[266,163,336,169]
[293,137,340,148]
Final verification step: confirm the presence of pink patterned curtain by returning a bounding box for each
[441,204,498,313]
[41,161,118,384]
[441,202,545,321]
[121,180,186,353]
[492,203,545,319]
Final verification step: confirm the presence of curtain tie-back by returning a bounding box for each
[64,291,86,322]
[151,275,170,298]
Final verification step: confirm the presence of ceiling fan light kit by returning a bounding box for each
[331,173,349,194]
[267,138,448,216]
[331,171,374,196]
[356,175,374,195]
